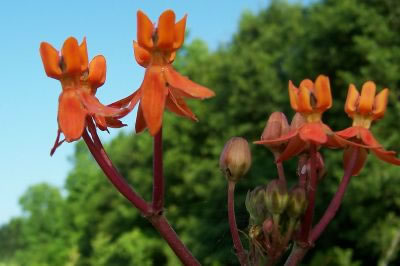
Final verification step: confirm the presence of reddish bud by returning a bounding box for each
[220,137,252,182]
[261,112,290,155]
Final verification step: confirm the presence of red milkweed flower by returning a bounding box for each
[40,37,123,154]
[255,75,344,161]
[114,10,215,136]
[336,81,400,175]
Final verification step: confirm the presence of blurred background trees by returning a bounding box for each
[1,0,400,265]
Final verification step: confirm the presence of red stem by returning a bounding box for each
[276,162,286,186]
[82,130,150,214]
[298,144,318,244]
[149,215,201,266]
[152,128,164,212]
[228,181,248,266]
[284,148,360,266]
[83,129,200,265]
[311,147,359,242]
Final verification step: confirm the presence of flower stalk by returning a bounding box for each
[152,128,164,213]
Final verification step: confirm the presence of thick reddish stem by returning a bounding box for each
[82,130,150,214]
[149,215,200,266]
[152,128,164,212]
[311,148,359,242]
[83,129,200,265]
[228,181,248,265]
[298,144,318,244]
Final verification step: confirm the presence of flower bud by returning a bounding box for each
[265,179,289,215]
[245,186,268,225]
[261,112,290,155]
[262,218,274,235]
[290,112,306,131]
[220,137,252,182]
[287,186,308,219]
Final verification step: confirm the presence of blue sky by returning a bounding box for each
[0,0,308,225]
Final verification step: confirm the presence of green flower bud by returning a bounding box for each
[265,179,289,215]
[245,186,268,225]
[219,137,252,182]
[287,186,308,219]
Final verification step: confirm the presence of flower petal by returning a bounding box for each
[88,55,106,90]
[135,103,147,133]
[277,136,306,162]
[371,148,400,165]
[288,81,299,111]
[173,15,187,50]
[79,37,88,72]
[166,88,198,121]
[141,67,168,135]
[372,88,389,120]
[39,42,62,79]
[314,75,332,110]
[358,81,376,115]
[336,126,360,139]
[61,37,81,76]
[164,66,215,99]
[299,123,327,144]
[137,10,154,50]
[58,91,87,142]
[254,129,298,145]
[344,84,359,117]
[78,91,122,117]
[343,146,368,176]
[359,128,382,148]
[157,10,175,50]
[133,41,151,67]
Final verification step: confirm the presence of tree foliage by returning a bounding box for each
[1,0,400,265]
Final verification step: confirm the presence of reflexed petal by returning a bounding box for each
[372,88,389,120]
[288,81,299,111]
[166,88,198,121]
[157,10,175,50]
[109,90,141,119]
[298,83,313,112]
[299,123,327,144]
[372,148,400,165]
[173,15,187,49]
[164,66,215,99]
[133,41,151,67]
[277,136,306,162]
[39,42,62,79]
[79,37,88,71]
[358,81,376,115]
[254,129,298,145]
[141,67,168,135]
[169,52,176,63]
[137,10,154,50]
[58,91,87,142]
[343,146,368,176]
[359,128,381,148]
[135,103,147,133]
[88,55,106,90]
[314,75,332,110]
[344,84,359,117]
[336,126,360,139]
[105,117,126,128]
[78,91,122,117]
[61,37,81,75]
[94,114,107,131]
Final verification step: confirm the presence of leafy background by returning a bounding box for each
[1,0,400,265]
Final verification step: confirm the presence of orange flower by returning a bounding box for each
[336,81,400,175]
[40,37,123,153]
[255,75,344,161]
[114,10,215,135]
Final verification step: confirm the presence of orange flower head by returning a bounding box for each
[255,76,344,162]
[288,75,332,123]
[40,37,123,154]
[114,10,215,136]
[337,81,400,175]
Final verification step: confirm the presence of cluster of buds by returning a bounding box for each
[245,180,307,262]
